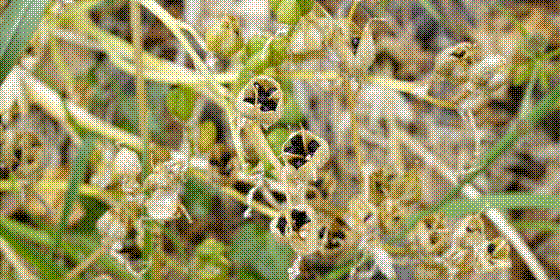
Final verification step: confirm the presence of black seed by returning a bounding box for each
[429,233,438,245]
[0,165,9,180]
[364,213,373,223]
[332,230,345,239]
[393,216,401,222]
[276,217,287,235]
[291,209,311,232]
[118,244,142,261]
[452,49,466,58]
[319,226,326,239]
[335,217,347,227]
[14,149,22,161]
[260,99,277,112]
[289,157,307,169]
[325,240,340,249]
[254,82,266,96]
[257,87,275,103]
[243,97,256,104]
[291,135,304,148]
[11,162,19,171]
[311,178,323,189]
[220,152,232,167]
[209,159,220,166]
[306,190,316,199]
[271,191,287,203]
[307,140,320,156]
[466,226,472,233]
[425,220,432,229]
[487,243,496,254]
[351,37,360,55]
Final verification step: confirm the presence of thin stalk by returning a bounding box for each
[64,243,109,279]
[347,0,360,20]
[249,123,283,175]
[131,0,150,179]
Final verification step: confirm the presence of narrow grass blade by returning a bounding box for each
[0,219,62,280]
[418,0,442,22]
[442,194,560,216]
[54,134,96,248]
[0,0,50,83]
[513,220,560,231]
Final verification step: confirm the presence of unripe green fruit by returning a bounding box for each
[198,120,217,153]
[205,16,244,59]
[166,86,197,123]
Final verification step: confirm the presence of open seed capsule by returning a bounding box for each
[412,213,452,256]
[283,204,325,256]
[281,130,329,181]
[319,216,356,256]
[236,76,284,128]
[474,237,511,273]
[378,198,413,234]
[386,169,421,206]
[452,214,486,249]
[8,132,46,181]
[344,195,379,235]
[298,172,335,211]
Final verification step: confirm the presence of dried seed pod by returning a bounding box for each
[9,132,46,181]
[113,148,141,181]
[145,188,184,221]
[468,54,508,92]
[283,204,325,256]
[442,247,475,278]
[270,214,289,243]
[414,262,447,280]
[299,172,335,210]
[412,213,452,256]
[331,19,376,74]
[386,169,421,206]
[205,16,244,59]
[452,214,486,249]
[281,130,329,181]
[319,216,356,256]
[236,76,284,128]
[290,13,325,57]
[207,144,239,186]
[434,42,479,85]
[367,168,393,206]
[96,209,127,240]
[378,198,412,234]
[474,237,511,273]
[344,195,378,235]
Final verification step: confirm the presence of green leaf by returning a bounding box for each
[0,0,50,83]
[54,134,96,248]
[442,194,560,217]
[166,85,197,123]
[229,223,294,280]
[513,220,560,231]
[417,0,442,22]
[0,218,62,280]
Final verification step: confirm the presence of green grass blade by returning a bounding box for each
[442,194,560,216]
[0,218,62,280]
[417,0,442,22]
[54,134,96,248]
[0,0,50,83]
[513,220,560,231]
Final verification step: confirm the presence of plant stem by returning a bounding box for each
[249,123,283,175]
[131,0,151,179]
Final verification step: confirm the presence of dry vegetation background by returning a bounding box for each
[0,0,560,280]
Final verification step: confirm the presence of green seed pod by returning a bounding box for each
[246,35,269,58]
[281,130,329,181]
[166,86,197,124]
[189,238,231,280]
[236,76,284,128]
[205,16,244,59]
[271,0,313,25]
[269,36,289,67]
[434,42,479,85]
[331,19,376,74]
[198,121,217,154]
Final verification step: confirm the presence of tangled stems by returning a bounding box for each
[401,83,560,243]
